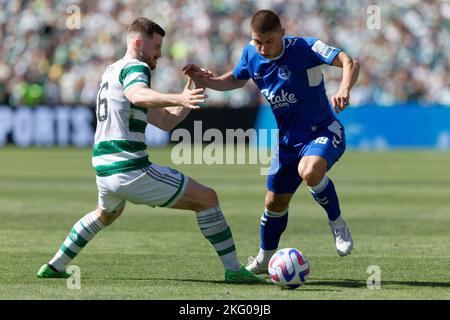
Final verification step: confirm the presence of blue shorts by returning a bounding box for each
[267,120,346,194]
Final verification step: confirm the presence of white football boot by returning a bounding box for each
[245,256,269,275]
[246,248,277,275]
[329,216,353,256]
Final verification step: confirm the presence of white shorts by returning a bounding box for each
[96,163,189,213]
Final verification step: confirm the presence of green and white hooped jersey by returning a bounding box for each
[92,57,152,177]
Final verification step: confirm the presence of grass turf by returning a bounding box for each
[0,147,449,299]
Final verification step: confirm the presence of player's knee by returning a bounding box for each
[98,212,121,226]
[197,187,219,211]
[265,195,289,212]
[299,163,325,187]
[300,168,324,187]
[96,204,125,226]
[204,187,219,208]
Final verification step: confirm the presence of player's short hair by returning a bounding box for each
[128,18,165,38]
[250,10,282,33]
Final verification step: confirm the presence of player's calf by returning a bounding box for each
[303,168,352,256]
[37,206,124,278]
[172,179,264,281]
[246,192,293,274]
[264,192,292,213]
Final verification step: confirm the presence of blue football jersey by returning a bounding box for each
[233,36,341,146]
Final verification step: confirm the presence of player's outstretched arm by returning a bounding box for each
[330,51,360,114]
[183,64,247,91]
[147,107,191,131]
[124,78,206,110]
[145,79,199,131]
[146,106,191,131]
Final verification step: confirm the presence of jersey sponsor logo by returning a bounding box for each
[261,88,298,109]
[278,65,291,80]
[311,40,336,59]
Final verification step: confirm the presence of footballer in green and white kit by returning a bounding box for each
[36,18,266,285]
[93,56,187,211]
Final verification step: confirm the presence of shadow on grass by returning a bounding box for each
[109,277,341,292]
[110,277,224,285]
[308,278,450,289]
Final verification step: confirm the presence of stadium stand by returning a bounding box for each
[0,0,449,107]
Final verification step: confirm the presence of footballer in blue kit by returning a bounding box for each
[232,35,347,194]
[184,9,360,274]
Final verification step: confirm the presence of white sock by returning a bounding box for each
[196,205,240,272]
[49,212,105,272]
[309,176,329,193]
[256,248,277,265]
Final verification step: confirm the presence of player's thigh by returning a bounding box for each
[94,175,127,226]
[301,120,346,173]
[114,163,189,209]
[267,154,302,195]
[96,174,127,215]
[171,178,218,212]
[265,191,294,212]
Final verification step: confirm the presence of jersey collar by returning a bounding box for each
[251,37,286,61]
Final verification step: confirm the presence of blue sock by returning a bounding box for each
[260,208,288,250]
[310,176,341,221]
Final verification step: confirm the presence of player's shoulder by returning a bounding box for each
[104,58,150,77]
[295,36,341,55]
[244,40,260,59]
[120,57,150,71]
[285,36,341,61]
[117,57,151,84]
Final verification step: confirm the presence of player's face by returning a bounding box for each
[139,33,163,70]
[251,29,285,59]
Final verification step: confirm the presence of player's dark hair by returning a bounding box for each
[250,10,282,33]
[128,18,165,38]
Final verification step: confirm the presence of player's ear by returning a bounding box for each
[280,28,285,37]
[134,35,142,49]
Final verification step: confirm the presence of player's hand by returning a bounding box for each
[178,78,207,109]
[182,64,214,88]
[331,89,350,114]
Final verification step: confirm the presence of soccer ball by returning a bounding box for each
[268,248,310,289]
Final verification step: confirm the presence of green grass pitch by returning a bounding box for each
[0,147,449,299]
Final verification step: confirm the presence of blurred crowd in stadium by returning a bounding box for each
[0,0,449,108]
